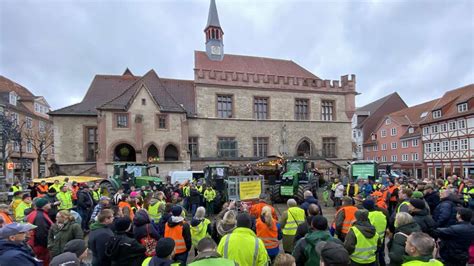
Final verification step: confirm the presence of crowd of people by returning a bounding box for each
[0,174,473,266]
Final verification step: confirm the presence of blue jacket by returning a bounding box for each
[433,196,459,228]
[435,221,474,264]
[300,197,323,216]
[0,239,42,266]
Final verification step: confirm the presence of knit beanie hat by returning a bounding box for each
[35,198,49,209]
[63,239,87,258]
[155,237,175,258]
[409,199,426,210]
[171,205,183,217]
[311,215,328,230]
[412,191,424,199]
[114,217,131,232]
[362,199,375,211]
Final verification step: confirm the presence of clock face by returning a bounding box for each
[211,45,221,55]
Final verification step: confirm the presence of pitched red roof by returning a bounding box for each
[421,84,474,124]
[194,51,319,79]
[0,75,35,98]
[390,98,439,126]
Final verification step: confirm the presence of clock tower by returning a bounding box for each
[204,0,224,61]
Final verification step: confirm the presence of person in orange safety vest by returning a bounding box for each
[164,205,192,265]
[334,196,358,241]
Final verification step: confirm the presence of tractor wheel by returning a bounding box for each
[309,177,319,196]
[296,184,310,203]
[100,181,117,197]
[270,184,282,204]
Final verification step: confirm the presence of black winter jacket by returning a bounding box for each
[89,222,114,266]
[300,196,323,216]
[435,221,474,265]
[294,216,313,244]
[133,210,160,242]
[77,189,94,210]
[410,208,436,237]
[107,231,146,266]
[433,196,460,228]
[423,191,440,214]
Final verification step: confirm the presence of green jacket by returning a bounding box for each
[293,230,341,266]
[48,221,84,257]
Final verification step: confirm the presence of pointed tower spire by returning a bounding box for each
[204,0,224,61]
[206,0,221,29]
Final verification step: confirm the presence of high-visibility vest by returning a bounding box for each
[388,185,398,202]
[397,201,410,213]
[336,206,358,234]
[118,201,134,220]
[183,186,190,197]
[197,186,203,193]
[0,212,13,224]
[346,184,359,196]
[37,185,49,197]
[368,210,387,239]
[191,218,211,247]
[141,257,181,266]
[147,200,165,222]
[401,259,444,266]
[204,189,216,202]
[15,201,31,222]
[350,226,378,264]
[164,223,187,254]
[371,191,388,209]
[331,183,337,192]
[282,207,305,236]
[188,257,236,266]
[11,185,22,193]
[91,190,100,202]
[219,228,266,266]
[57,191,73,210]
[256,218,279,249]
[51,183,62,193]
[462,187,474,203]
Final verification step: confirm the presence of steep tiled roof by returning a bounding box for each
[355,92,407,143]
[420,84,474,124]
[99,70,187,113]
[390,99,439,126]
[194,51,319,80]
[0,75,35,98]
[161,78,196,115]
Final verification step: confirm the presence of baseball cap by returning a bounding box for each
[0,223,37,239]
[316,241,350,265]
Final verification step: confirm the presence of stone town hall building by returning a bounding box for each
[50,0,357,177]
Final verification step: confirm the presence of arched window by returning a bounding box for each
[164,144,179,161]
[147,145,159,163]
[296,140,311,157]
[113,143,136,162]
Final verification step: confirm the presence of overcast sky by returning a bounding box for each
[1,0,473,110]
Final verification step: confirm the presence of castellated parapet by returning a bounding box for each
[194,68,356,93]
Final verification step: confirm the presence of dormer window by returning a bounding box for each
[457,102,468,113]
[432,110,441,119]
[9,92,17,106]
[371,134,377,141]
[385,118,391,125]
[408,127,414,134]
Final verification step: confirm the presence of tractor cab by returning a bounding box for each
[100,163,162,196]
[203,164,229,191]
[281,159,311,185]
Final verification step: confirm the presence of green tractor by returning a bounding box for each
[203,164,229,201]
[99,163,163,196]
[270,159,320,203]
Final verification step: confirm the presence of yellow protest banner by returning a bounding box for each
[239,180,261,200]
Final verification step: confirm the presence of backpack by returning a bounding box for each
[104,235,121,258]
[303,236,338,266]
[140,224,157,257]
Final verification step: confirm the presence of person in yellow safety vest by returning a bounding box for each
[15,194,32,222]
[345,181,359,198]
[50,180,63,193]
[462,179,474,207]
[280,199,305,253]
[402,232,443,266]
[203,186,216,215]
[189,237,237,266]
[343,209,380,265]
[10,191,23,215]
[190,207,211,254]
[91,183,101,203]
[147,191,166,222]
[363,199,388,239]
[196,184,203,193]
[142,237,180,266]
[217,212,269,266]
[183,183,191,212]
[10,181,22,194]
[396,188,413,214]
[56,185,73,210]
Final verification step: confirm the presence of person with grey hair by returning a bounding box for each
[300,190,323,216]
[433,188,461,228]
[403,232,442,265]
[190,206,212,256]
[344,209,380,265]
[388,212,421,266]
[280,199,305,253]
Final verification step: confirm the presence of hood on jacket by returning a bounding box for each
[191,218,204,227]
[353,221,377,238]
[90,222,110,231]
[396,221,420,235]
[167,216,184,227]
[133,210,151,226]
[193,250,222,262]
[149,256,174,266]
[411,207,430,217]
[0,239,22,256]
[305,230,333,245]
[305,197,318,205]
[217,221,236,236]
